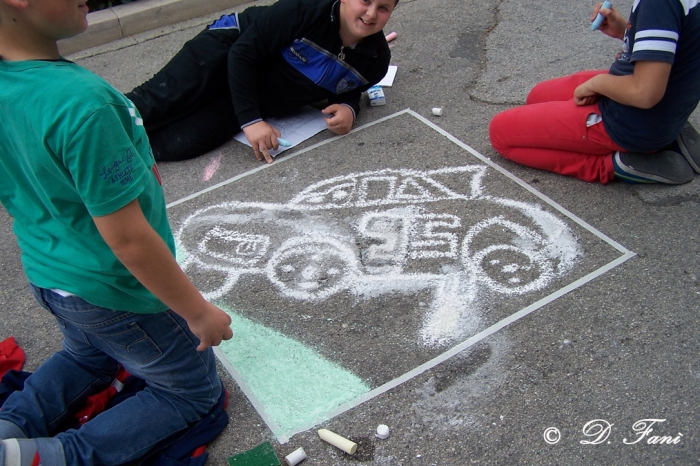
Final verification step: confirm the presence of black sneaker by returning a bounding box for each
[676,122,700,174]
[613,150,694,184]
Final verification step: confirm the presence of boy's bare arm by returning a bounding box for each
[92,199,233,351]
[574,60,672,109]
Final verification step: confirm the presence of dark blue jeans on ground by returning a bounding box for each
[125,27,242,161]
[0,286,222,466]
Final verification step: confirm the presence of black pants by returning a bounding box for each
[126,28,242,161]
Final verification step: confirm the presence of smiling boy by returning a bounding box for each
[126,0,397,163]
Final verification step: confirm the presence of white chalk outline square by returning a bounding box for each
[167,109,635,443]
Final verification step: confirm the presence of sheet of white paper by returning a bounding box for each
[376,65,397,87]
[233,106,328,157]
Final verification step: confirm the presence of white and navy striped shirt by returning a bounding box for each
[601,0,700,151]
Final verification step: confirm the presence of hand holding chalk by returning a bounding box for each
[277,138,291,147]
[591,1,611,31]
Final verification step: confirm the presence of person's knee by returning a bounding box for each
[526,81,550,105]
[488,112,512,158]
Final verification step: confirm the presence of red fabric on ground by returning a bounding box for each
[0,337,25,379]
[72,366,131,425]
[73,386,118,426]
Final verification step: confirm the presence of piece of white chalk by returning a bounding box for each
[277,138,291,147]
[284,447,307,466]
[375,424,390,439]
[385,31,397,42]
[432,107,443,116]
[318,429,357,455]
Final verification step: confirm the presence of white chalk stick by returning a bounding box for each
[318,429,357,455]
[284,447,307,465]
[431,107,443,116]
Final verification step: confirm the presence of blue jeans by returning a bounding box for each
[0,286,222,466]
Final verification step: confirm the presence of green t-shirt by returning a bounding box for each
[0,59,172,313]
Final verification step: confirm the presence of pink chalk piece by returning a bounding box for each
[385,31,397,42]
[202,154,222,182]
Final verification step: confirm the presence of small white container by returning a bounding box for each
[375,424,390,439]
[284,447,307,465]
[368,86,386,106]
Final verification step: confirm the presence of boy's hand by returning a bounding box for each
[323,104,353,135]
[591,3,627,40]
[574,79,601,106]
[185,302,234,351]
[242,121,282,164]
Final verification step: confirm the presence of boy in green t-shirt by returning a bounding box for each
[0,0,233,464]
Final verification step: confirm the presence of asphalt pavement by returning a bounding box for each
[1,0,699,464]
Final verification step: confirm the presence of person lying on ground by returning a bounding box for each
[127,0,397,164]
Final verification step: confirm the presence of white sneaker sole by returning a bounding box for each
[1,439,22,466]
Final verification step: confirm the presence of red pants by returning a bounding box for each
[489,70,626,184]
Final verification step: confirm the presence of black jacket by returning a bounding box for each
[226,0,391,126]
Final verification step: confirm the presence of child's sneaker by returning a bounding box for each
[0,439,40,466]
[676,121,700,173]
[613,150,694,184]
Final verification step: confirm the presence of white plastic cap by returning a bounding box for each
[375,424,390,439]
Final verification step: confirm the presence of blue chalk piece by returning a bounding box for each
[277,138,291,147]
[591,1,611,31]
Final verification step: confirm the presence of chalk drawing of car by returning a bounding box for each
[176,166,580,346]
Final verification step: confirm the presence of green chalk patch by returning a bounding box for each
[217,306,370,438]
[174,240,189,264]
[227,441,280,466]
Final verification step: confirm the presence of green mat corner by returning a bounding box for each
[227,441,280,466]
